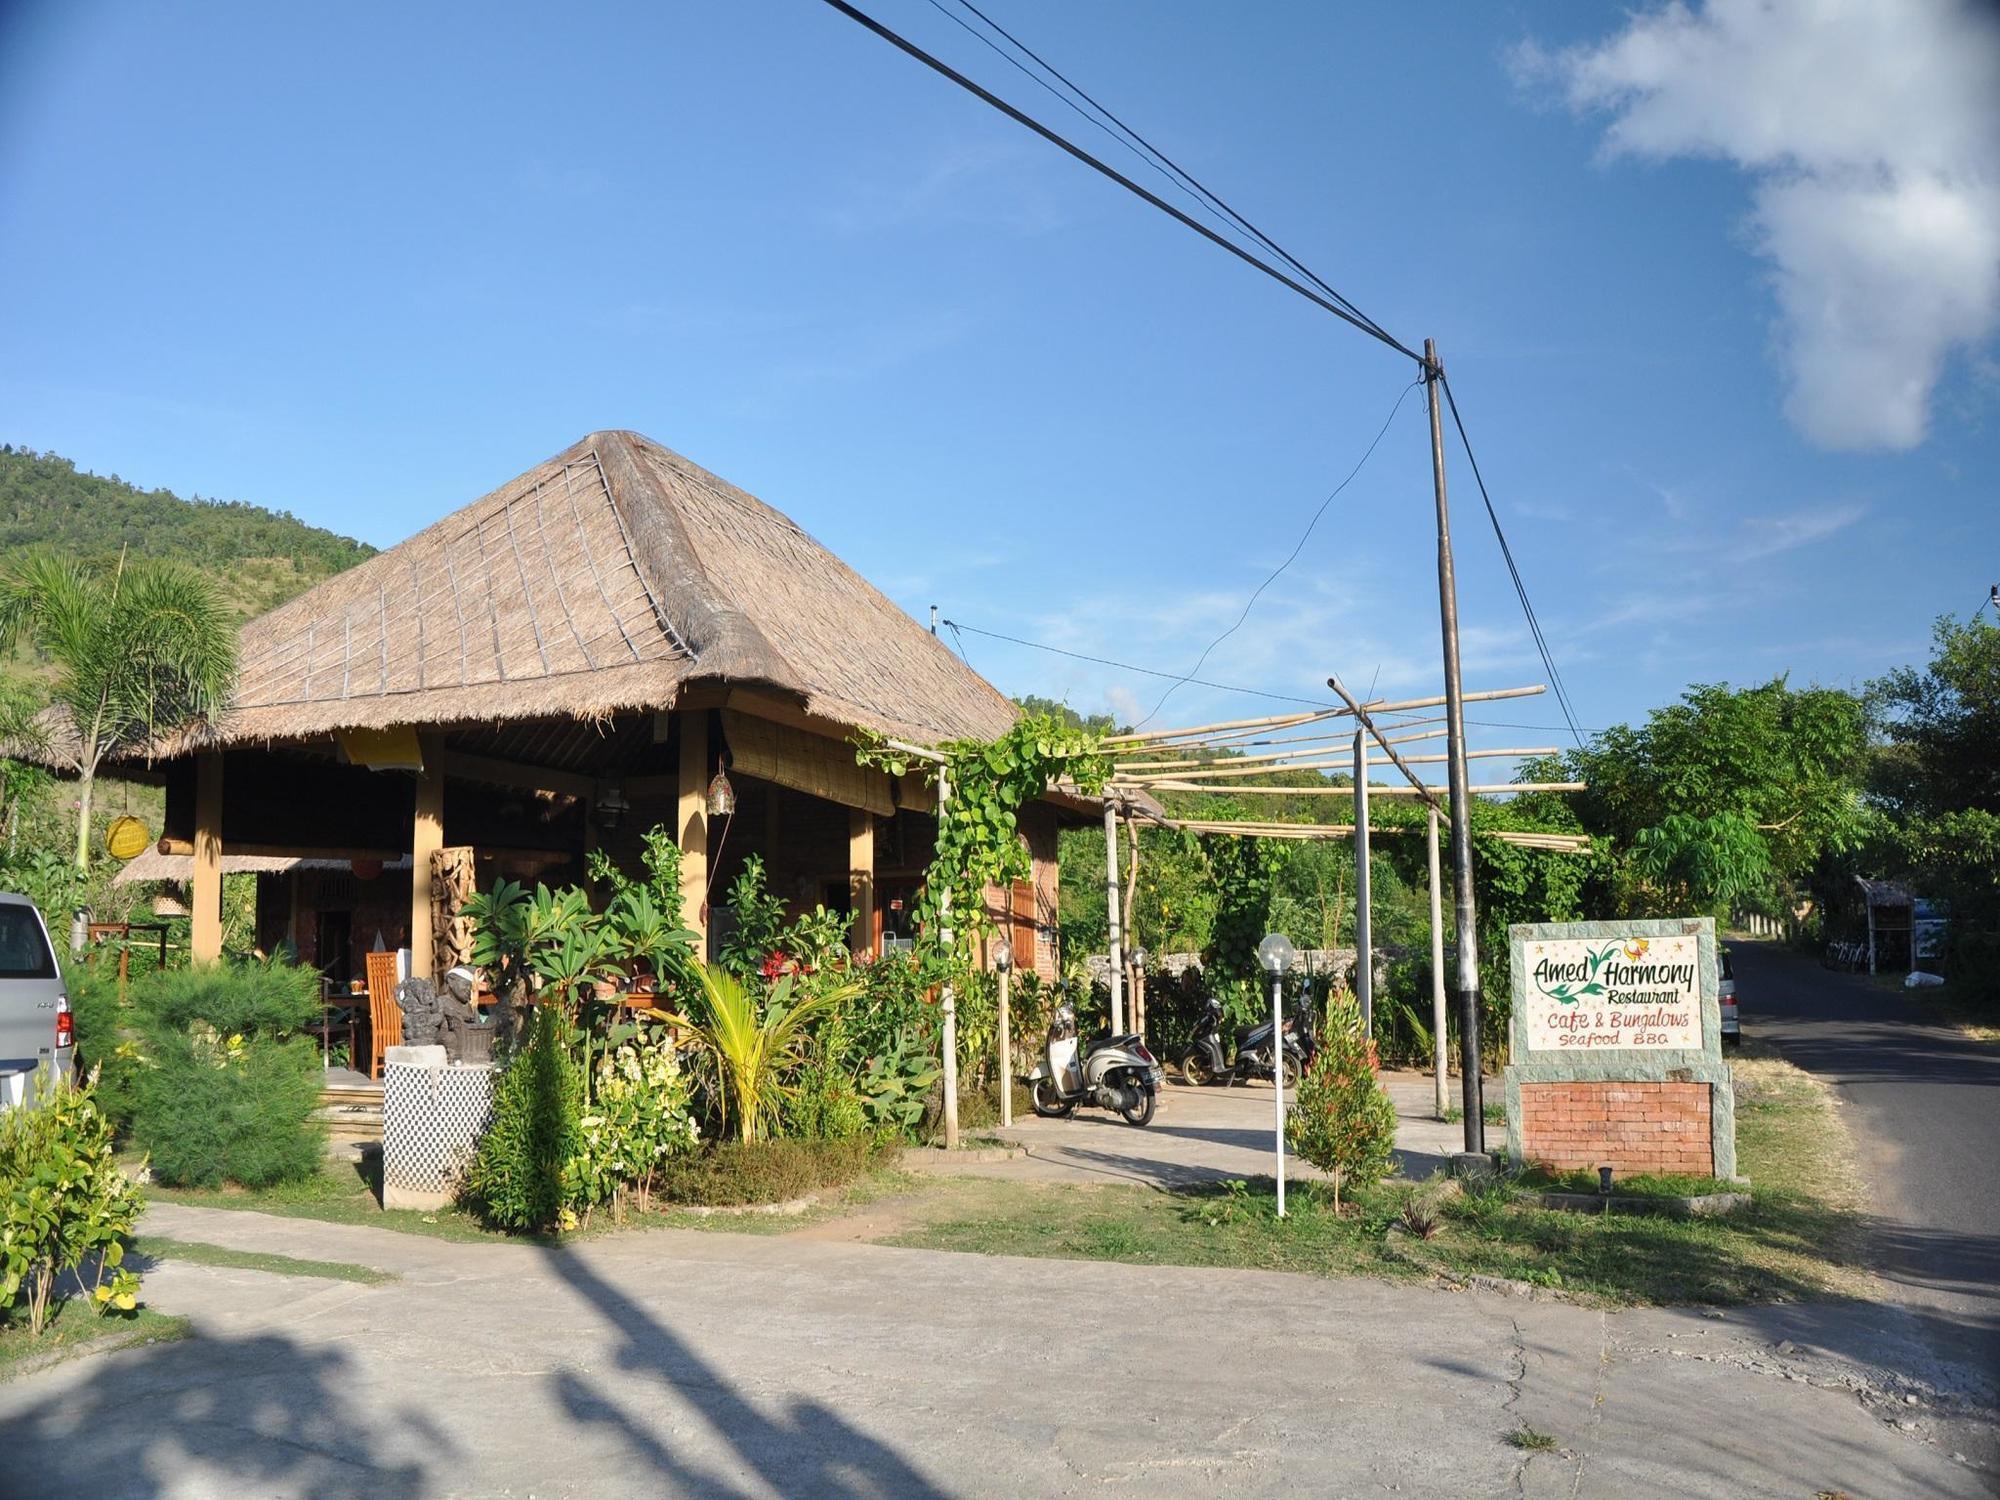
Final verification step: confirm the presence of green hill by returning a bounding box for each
[0,446,374,619]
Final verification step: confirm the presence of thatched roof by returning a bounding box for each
[143,431,1018,753]
[113,849,412,886]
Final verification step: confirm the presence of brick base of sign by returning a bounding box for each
[1516,1080,1714,1176]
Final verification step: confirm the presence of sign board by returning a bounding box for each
[1521,932,1702,1053]
[1503,917,1736,1180]
[104,815,151,862]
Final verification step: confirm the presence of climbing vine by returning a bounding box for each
[856,712,1111,956]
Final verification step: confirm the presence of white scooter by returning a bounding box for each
[1024,1001,1164,1126]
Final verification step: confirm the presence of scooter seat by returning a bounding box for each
[1083,1033,1142,1057]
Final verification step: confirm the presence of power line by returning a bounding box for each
[1437,372,1585,748]
[947,617,1601,738]
[1136,378,1420,727]
[823,0,1586,745]
[936,0,1401,348]
[815,0,1421,364]
[942,619,1338,708]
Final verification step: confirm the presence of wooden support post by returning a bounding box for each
[411,736,445,981]
[1104,797,1124,1034]
[678,711,710,957]
[848,807,874,957]
[192,752,223,963]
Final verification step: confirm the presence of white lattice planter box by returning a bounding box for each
[382,1045,497,1211]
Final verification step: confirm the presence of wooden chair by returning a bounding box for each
[364,950,403,1080]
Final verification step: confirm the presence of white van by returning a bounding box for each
[0,894,72,1108]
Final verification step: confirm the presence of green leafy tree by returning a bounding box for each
[1547,678,1867,915]
[0,550,237,870]
[1286,990,1397,1212]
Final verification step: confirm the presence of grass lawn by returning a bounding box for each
[144,1150,917,1245]
[871,1044,1872,1308]
[146,1157,504,1244]
[133,1235,397,1285]
[0,1299,190,1378]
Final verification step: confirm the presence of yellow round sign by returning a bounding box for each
[105,816,150,862]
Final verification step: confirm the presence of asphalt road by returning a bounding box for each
[1733,938,2000,1394]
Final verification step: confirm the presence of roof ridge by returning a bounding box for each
[594,433,793,688]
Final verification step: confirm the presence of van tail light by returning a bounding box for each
[54,994,74,1049]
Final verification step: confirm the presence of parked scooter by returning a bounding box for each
[1024,1001,1164,1126]
[1179,994,1313,1089]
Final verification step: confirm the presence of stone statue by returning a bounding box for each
[395,968,487,1060]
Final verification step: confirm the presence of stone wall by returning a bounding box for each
[1516,1079,1715,1176]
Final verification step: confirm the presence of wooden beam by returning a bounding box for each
[678,710,709,953]
[848,807,874,957]
[410,734,445,981]
[435,748,594,801]
[192,752,223,963]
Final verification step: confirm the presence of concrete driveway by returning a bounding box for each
[973,1073,1463,1187]
[0,1201,1989,1499]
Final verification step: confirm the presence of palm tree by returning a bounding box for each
[661,964,854,1143]
[0,550,236,869]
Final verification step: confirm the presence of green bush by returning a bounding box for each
[1,1073,143,1335]
[784,1011,870,1142]
[138,959,318,1036]
[659,1135,895,1207]
[128,960,324,1189]
[1287,991,1398,1212]
[462,1001,586,1233]
[574,1030,699,1207]
[64,961,139,1133]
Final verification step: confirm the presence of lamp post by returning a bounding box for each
[1257,931,1298,1218]
[993,936,1013,1129]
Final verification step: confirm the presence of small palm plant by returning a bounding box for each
[661,964,854,1143]
[0,549,236,871]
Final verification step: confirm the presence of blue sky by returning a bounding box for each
[2,1,1994,765]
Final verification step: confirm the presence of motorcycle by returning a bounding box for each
[1179,993,1313,1089]
[1024,1001,1164,1126]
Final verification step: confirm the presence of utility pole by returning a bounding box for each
[1426,338,1485,1157]
[1427,806,1449,1119]
[1104,796,1125,1034]
[1352,730,1372,1036]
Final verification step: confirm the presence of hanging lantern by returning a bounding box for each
[595,784,630,831]
[351,857,384,881]
[706,758,736,818]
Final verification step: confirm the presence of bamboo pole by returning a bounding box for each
[1137,781,1585,797]
[1101,685,1545,749]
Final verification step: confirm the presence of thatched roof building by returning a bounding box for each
[195,430,1015,751]
[104,431,1075,985]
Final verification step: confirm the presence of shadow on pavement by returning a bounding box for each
[543,1242,951,1498]
[0,1329,443,1498]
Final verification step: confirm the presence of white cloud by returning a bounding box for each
[1736,501,1866,558]
[1521,0,2000,450]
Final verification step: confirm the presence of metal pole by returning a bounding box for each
[1354,730,1372,1037]
[1272,970,1287,1218]
[939,765,959,1151]
[1428,806,1449,1119]
[1426,337,1485,1156]
[998,963,1012,1129]
[1104,797,1125,1034]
